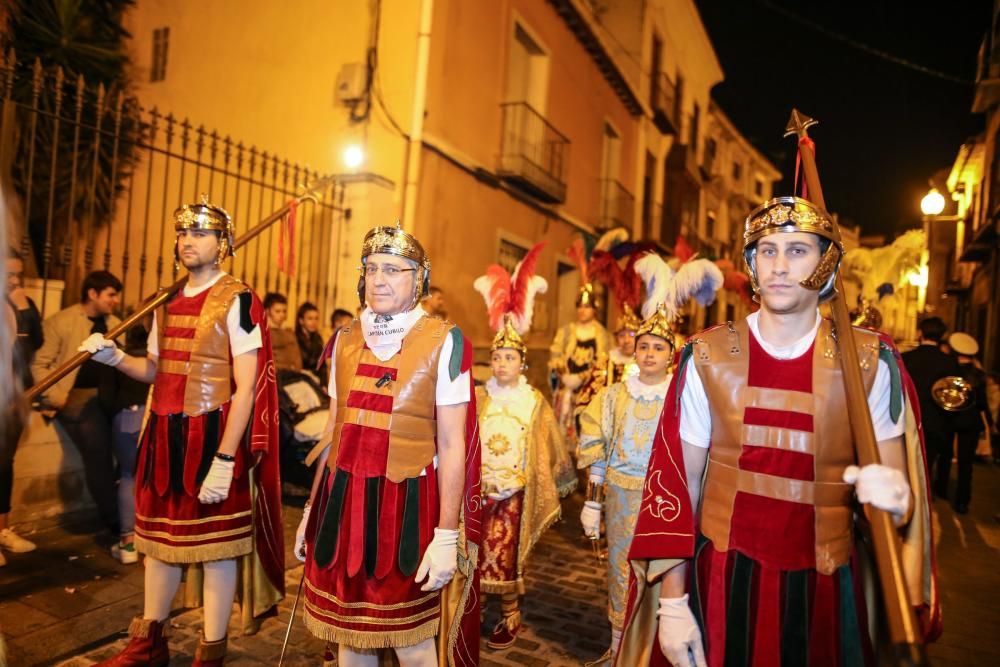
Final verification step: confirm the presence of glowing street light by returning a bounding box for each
[342,144,365,170]
[920,188,945,216]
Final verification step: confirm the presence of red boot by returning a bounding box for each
[192,634,227,666]
[322,641,336,667]
[93,616,170,667]
[487,610,522,650]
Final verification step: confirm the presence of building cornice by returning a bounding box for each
[547,0,645,117]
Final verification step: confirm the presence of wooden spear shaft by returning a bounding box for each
[785,110,925,662]
[24,177,335,403]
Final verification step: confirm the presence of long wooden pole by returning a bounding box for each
[785,110,926,665]
[25,176,336,403]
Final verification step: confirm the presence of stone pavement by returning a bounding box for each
[2,467,999,665]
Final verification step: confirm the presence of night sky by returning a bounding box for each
[695,0,992,238]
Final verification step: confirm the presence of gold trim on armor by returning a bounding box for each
[742,424,815,454]
[707,459,852,506]
[164,315,199,329]
[161,337,195,353]
[135,510,252,525]
[482,578,523,595]
[303,597,440,626]
[158,359,190,375]
[135,525,252,542]
[744,386,815,416]
[305,579,437,610]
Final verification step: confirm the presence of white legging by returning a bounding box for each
[143,557,238,642]
[338,638,437,667]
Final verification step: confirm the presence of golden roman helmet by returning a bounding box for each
[931,376,975,411]
[491,314,527,356]
[357,221,431,307]
[173,194,235,264]
[615,302,641,333]
[743,196,844,302]
[635,303,676,354]
[576,282,600,308]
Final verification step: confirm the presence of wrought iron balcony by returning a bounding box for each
[651,73,679,135]
[498,102,570,203]
[599,179,635,230]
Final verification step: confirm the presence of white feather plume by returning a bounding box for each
[594,227,629,252]
[511,276,548,335]
[669,258,724,311]
[634,253,675,319]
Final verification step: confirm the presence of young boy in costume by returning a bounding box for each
[473,242,576,648]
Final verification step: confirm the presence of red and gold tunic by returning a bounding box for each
[619,319,941,667]
[133,274,284,606]
[303,315,468,651]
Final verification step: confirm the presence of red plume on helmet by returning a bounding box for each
[474,241,549,335]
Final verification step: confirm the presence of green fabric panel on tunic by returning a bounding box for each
[838,565,864,667]
[313,468,349,568]
[398,477,421,576]
[724,551,755,667]
[689,534,710,639]
[364,477,381,577]
[448,327,464,381]
[879,345,903,424]
[780,569,810,667]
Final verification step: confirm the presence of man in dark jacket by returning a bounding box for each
[902,316,960,499]
[947,332,993,514]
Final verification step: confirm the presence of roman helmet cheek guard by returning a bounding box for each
[742,196,844,303]
[356,222,431,309]
[173,195,235,268]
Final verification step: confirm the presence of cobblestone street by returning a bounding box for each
[2,467,999,665]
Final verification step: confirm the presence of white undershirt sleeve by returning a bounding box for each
[869,358,905,441]
[679,362,713,448]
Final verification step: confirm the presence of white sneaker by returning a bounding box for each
[111,541,139,564]
[0,528,36,553]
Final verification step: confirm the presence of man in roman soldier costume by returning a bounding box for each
[578,251,721,664]
[472,242,576,650]
[575,302,640,415]
[296,223,481,666]
[80,197,284,666]
[549,238,610,449]
[618,196,939,666]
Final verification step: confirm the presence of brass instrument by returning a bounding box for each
[931,376,975,411]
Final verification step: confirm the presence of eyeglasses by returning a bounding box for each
[363,264,416,279]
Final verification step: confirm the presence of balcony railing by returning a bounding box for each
[651,72,679,135]
[599,179,635,229]
[498,102,570,203]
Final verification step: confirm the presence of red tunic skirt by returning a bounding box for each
[303,464,441,649]
[133,405,253,563]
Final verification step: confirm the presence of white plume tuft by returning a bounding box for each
[511,276,548,335]
[669,258,724,311]
[634,253,675,319]
[594,227,629,252]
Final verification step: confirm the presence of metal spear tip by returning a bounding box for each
[784,109,818,138]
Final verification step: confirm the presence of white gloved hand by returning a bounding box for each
[295,504,312,562]
[78,333,125,367]
[580,500,602,539]
[657,595,707,667]
[198,457,235,504]
[415,527,459,592]
[843,464,910,520]
[561,372,583,390]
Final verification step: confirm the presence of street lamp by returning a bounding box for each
[342,144,365,170]
[921,188,946,216]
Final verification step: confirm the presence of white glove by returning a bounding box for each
[580,500,602,539]
[415,527,459,592]
[657,595,706,667]
[78,333,125,366]
[561,372,583,390]
[198,457,235,504]
[843,464,910,520]
[295,504,311,562]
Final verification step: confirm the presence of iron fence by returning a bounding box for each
[0,51,346,320]
[497,101,569,204]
